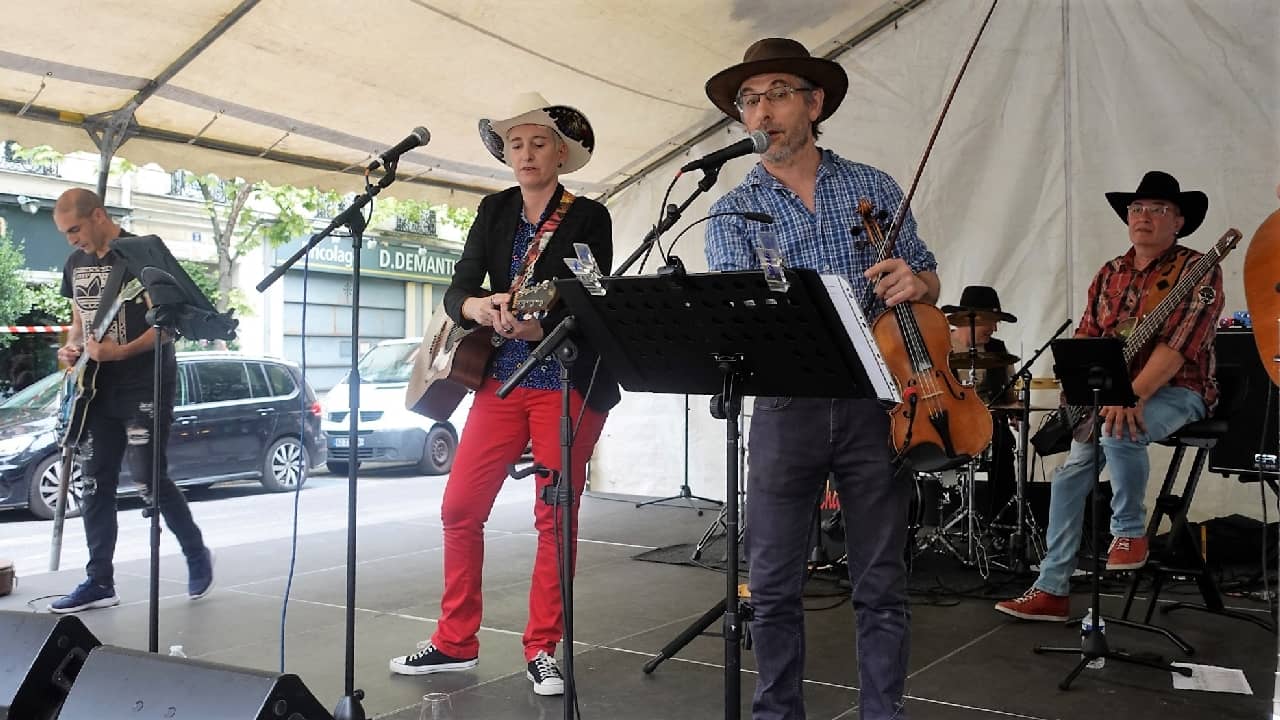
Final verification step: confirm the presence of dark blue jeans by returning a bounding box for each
[746,397,911,720]
[79,382,205,587]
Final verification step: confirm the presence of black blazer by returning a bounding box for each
[443,185,620,413]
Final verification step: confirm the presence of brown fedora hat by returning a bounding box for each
[705,38,848,123]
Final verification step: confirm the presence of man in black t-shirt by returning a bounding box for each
[49,188,213,613]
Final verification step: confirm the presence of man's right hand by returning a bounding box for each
[57,344,82,366]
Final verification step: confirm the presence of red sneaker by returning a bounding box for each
[994,588,1070,622]
[1106,535,1149,571]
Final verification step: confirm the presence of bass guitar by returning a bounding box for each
[50,278,145,570]
[406,280,558,421]
[1031,227,1242,456]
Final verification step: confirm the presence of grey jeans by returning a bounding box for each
[746,396,911,720]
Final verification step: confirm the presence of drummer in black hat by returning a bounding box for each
[996,170,1223,624]
[943,285,1019,521]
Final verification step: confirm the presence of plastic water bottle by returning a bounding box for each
[1080,610,1105,669]
[168,645,187,658]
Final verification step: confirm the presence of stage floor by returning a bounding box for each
[1,478,1272,719]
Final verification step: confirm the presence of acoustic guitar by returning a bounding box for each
[406,281,558,421]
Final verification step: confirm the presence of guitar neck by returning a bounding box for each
[1120,247,1222,363]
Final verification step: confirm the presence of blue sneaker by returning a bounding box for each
[187,548,214,599]
[49,579,119,613]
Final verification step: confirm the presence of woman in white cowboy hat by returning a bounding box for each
[390,92,618,696]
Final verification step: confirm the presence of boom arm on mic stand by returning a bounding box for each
[615,131,771,277]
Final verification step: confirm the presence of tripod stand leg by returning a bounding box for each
[643,598,728,674]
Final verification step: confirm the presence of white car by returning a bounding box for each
[322,338,470,476]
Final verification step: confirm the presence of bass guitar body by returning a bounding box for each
[873,302,993,463]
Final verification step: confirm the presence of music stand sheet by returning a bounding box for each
[819,274,900,403]
[555,269,887,401]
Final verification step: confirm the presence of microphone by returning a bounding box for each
[367,126,431,170]
[742,212,774,224]
[679,130,770,173]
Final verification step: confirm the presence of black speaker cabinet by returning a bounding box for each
[58,646,332,720]
[0,610,100,720]
[1210,330,1279,479]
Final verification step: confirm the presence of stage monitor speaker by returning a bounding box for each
[1209,329,1278,479]
[0,610,100,720]
[58,646,333,720]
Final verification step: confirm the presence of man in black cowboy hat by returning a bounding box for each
[944,285,1018,518]
[996,170,1223,622]
[704,38,940,720]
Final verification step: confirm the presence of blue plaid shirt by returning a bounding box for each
[705,148,937,318]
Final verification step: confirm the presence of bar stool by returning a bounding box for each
[1120,381,1276,653]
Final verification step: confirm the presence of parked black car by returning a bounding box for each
[0,352,326,519]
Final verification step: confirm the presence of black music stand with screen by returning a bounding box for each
[1032,337,1192,688]
[556,268,892,720]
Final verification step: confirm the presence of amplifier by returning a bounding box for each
[0,611,100,720]
[1209,329,1278,479]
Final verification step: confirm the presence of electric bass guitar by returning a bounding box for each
[1031,228,1242,456]
[406,281,558,421]
[49,278,145,570]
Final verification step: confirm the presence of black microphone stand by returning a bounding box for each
[498,316,579,720]
[105,240,237,657]
[614,166,720,276]
[256,162,402,720]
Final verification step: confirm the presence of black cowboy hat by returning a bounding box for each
[940,285,1017,323]
[1104,170,1208,237]
[705,38,848,123]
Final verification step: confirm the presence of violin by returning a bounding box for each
[858,199,993,464]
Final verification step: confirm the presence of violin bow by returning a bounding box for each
[880,0,1001,255]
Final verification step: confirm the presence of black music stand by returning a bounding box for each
[1032,337,1191,688]
[557,268,888,720]
[110,235,237,655]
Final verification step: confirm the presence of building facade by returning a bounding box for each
[0,141,463,391]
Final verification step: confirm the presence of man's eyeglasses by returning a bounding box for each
[1127,204,1176,217]
[734,85,815,113]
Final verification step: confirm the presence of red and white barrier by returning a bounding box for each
[0,325,72,334]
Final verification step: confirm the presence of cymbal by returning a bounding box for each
[989,401,1058,413]
[945,309,1011,326]
[947,350,1019,370]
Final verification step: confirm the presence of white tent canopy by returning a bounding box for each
[0,0,910,203]
[2,1,1277,519]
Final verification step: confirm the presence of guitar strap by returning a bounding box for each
[509,188,576,293]
[1138,246,1194,318]
[90,263,128,340]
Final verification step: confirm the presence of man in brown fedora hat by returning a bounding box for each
[996,170,1222,622]
[704,37,941,720]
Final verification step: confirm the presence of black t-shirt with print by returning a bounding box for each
[60,231,176,393]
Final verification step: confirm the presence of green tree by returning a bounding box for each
[0,232,31,349]
[190,175,334,317]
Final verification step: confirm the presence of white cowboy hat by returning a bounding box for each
[478,92,595,175]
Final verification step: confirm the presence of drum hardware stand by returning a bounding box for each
[914,461,991,577]
[693,404,746,563]
[988,319,1071,574]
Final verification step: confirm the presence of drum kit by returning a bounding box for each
[910,299,1057,577]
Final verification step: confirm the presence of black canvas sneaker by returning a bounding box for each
[526,650,564,696]
[389,643,478,675]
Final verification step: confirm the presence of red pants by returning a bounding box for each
[431,377,607,662]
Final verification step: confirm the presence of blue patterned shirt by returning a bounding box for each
[490,210,563,390]
[705,148,937,318]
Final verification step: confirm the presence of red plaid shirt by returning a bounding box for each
[1076,244,1223,407]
